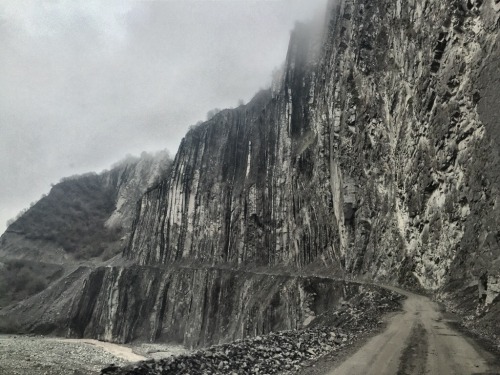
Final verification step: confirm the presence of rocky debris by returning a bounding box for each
[102,288,402,375]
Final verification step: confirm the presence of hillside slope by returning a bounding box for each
[0,151,172,307]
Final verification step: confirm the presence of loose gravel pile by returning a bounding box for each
[0,335,128,375]
[103,287,403,375]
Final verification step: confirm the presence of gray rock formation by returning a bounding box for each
[3,0,500,349]
[126,22,341,270]
[5,266,394,349]
[127,0,500,296]
[103,286,401,375]
[105,151,172,233]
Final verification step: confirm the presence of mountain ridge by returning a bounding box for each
[0,150,172,308]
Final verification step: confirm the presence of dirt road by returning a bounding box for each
[326,286,500,375]
[59,338,146,362]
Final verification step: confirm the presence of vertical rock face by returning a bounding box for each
[4,0,500,347]
[67,268,362,348]
[127,0,500,295]
[9,264,371,349]
[323,0,500,294]
[126,22,342,270]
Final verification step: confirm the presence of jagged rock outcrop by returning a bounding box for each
[3,0,500,349]
[125,24,341,269]
[105,151,172,232]
[127,0,500,295]
[317,0,500,307]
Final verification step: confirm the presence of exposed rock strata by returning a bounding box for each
[102,286,401,375]
[3,0,500,353]
[126,29,340,269]
[127,0,500,296]
[6,265,378,349]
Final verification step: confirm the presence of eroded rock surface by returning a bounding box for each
[6,266,384,350]
[126,0,500,295]
[2,0,500,356]
[102,286,401,375]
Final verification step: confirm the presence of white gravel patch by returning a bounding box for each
[0,335,129,375]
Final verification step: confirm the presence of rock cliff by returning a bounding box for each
[4,265,394,349]
[128,0,500,296]
[126,21,341,270]
[3,0,500,348]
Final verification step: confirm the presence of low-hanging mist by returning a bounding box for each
[0,0,329,235]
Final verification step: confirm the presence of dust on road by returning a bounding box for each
[325,286,500,375]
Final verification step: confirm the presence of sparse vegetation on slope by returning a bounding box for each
[0,259,63,309]
[7,174,122,260]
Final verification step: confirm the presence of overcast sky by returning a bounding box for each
[0,0,329,234]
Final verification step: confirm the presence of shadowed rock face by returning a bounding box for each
[68,268,368,348]
[3,0,500,346]
[127,0,500,294]
[7,264,369,349]
[125,23,341,270]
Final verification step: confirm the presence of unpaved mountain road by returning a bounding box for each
[325,286,500,375]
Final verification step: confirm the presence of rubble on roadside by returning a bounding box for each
[102,287,402,375]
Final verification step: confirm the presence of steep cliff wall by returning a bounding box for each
[69,268,368,348]
[126,22,342,270]
[4,264,375,349]
[319,0,500,296]
[126,0,500,297]
[4,0,500,347]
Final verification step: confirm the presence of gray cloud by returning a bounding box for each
[0,0,329,233]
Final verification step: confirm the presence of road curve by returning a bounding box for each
[326,286,500,375]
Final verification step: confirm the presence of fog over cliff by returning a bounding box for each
[0,0,328,234]
[2,1,500,372]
